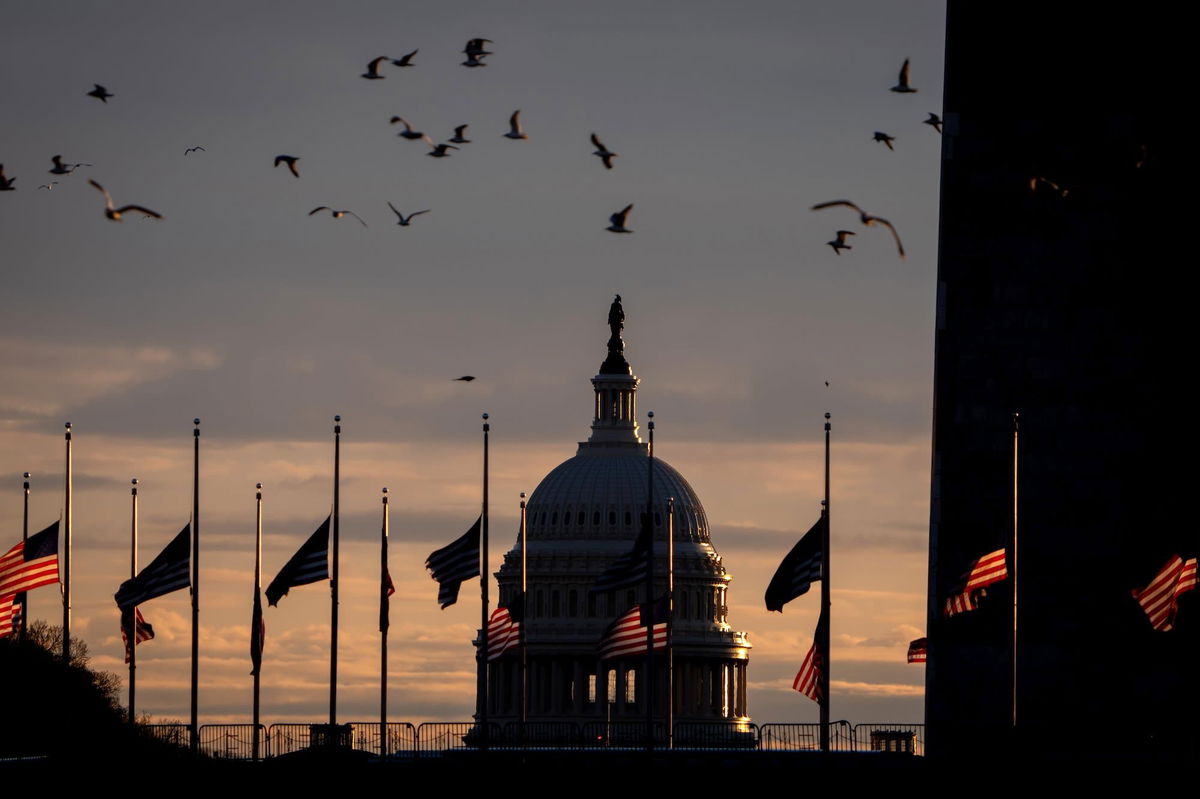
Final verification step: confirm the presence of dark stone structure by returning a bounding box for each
[926,3,1196,757]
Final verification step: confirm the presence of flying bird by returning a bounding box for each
[361,56,389,79]
[461,52,488,68]
[89,179,162,221]
[387,202,430,226]
[38,182,58,191]
[392,49,418,67]
[890,59,917,93]
[0,165,15,191]
[49,155,92,175]
[274,155,300,178]
[308,206,367,226]
[391,117,431,143]
[87,84,114,102]
[505,110,528,140]
[184,146,206,155]
[449,125,471,144]
[453,376,476,382]
[924,113,943,134]
[827,230,855,255]
[426,143,459,158]
[873,131,896,150]
[463,38,492,57]
[606,204,634,233]
[591,133,616,169]
[811,200,905,258]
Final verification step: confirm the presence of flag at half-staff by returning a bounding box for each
[250,590,265,676]
[907,637,928,663]
[0,521,60,598]
[764,516,824,612]
[942,548,1008,618]
[1132,554,1197,632]
[0,596,19,638]
[599,595,668,660]
[425,516,481,609]
[487,596,523,661]
[115,524,190,610]
[265,516,330,606]
[121,607,155,663]
[793,615,826,703]
[590,522,652,594]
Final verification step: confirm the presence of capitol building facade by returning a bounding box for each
[484,298,751,725]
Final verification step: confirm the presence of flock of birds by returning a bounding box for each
[0,48,945,261]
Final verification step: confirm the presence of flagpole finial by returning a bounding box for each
[482,412,490,432]
[65,421,72,431]
[23,471,31,479]
[256,482,262,490]
[382,486,388,495]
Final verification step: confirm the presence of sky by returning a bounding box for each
[0,1,946,726]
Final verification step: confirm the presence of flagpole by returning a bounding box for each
[253,482,263,762]
[191,418,200,754]
[819,412,831,751]
[479,413,490,750]
[19,472,29,641]
[667,495,675,750]
[63,422,72,666]
[380,486,389,758]
[519,491,528,726]
[645,410,655,752]
[1011,412,1019,729]
[129,478,139,726]
[331,415,341,727]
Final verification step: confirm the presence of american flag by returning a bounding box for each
[425,516,480,609]
[907,637,928,663]
[764,515,824,612]
[379,567,395,634]
[0,521,60,598]
[115,524,191,610]
[792,638,823,703]
[250,589,265,676]
[0,595,19,638]
[487,605,521,661]
[1132,555,1198,632]
[120,607,155,663]
[265,517,330,607]
[599,600,666,660]
[590,521,652,594]
[943,548,1008,618]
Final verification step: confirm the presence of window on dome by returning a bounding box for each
[551,511,558,525]
[623,511,632,526]
[625,668,636,705]
[587,674,597,704]
[578,511,586,525]
[606,670,617,703]
[563,510,571,526]
[608,511,616,525]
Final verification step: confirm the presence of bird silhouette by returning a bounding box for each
[387,202,430,226]
[873,131,896,150]
[392,49,418,67]
[391,117,432,143]
[184,146,206,155]
[0,165,15,191]
[361,56,389,79]
[606,204,634,233]
[924,113,942,134]
[591,133,616,169]
[453,376,476,382]
[309,207,367,226]
[449,125,471,144]
[890,59,917,93]
[812,200,905,258]
[274,155,300,178]
[426,143,459,158]
[505,111,528,140]
[89,179,162,221]
[87,84,113,102]
[49,155,92,175]
[827,230,855,255]
[463,38,492,57]
[38,182,58,191]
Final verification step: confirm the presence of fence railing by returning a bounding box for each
[149,720,922,759]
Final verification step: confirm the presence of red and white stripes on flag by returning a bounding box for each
[600,604,666,660]
[0,595,19,638]
[120,607,155,663]
[0,522,60,598]
[907,637,928,663]
[792,638,823,702]
[487,606,521,661]
[943,548,1008,618]
[1132,555,1198,632]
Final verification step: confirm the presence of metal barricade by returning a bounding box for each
[672,721,759,749]
[758,721,853,751]
[350,721,417,756]
[199,724,266,760]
